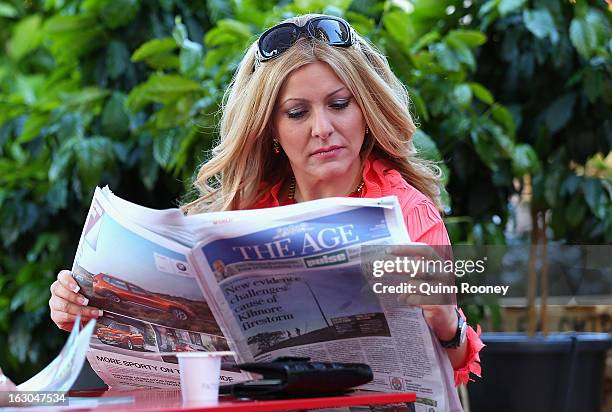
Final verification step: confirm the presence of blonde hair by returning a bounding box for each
[183,14,442,214]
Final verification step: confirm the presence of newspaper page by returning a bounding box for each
[17,317,95,392]
[188,197,461,412]
[71,188,244,389]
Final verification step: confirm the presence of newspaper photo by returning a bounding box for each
[69,187,462,411]
[71,188,244,389]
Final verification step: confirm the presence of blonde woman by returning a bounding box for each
[49,14,483,386]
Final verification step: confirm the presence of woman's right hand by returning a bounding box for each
[49,270,103,331]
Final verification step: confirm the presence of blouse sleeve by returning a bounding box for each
[404,200,485,386]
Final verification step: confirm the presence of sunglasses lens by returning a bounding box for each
[309,18,350,45]
[259,25,298,59]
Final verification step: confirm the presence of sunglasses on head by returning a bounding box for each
[256,16,354,63]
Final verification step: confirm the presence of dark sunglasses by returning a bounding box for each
[256,16,354,63]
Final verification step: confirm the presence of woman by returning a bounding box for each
[49,14,483,386]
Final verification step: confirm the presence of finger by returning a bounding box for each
[50,280,89,306]
[57,270,80,293]
[49,295,102,318]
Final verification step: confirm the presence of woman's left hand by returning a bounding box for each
[420,304,459,341]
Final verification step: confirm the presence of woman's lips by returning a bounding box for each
[311,146,343,158]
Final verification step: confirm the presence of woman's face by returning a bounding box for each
[272,61,366,185]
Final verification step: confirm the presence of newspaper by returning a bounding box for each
[16,316,95,392]
[71,187,462,411]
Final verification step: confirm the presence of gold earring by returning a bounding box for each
[273,138,280,154]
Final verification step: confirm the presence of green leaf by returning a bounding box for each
[453,84,473,108]
[180,40,204,77]
[43,15,105,61]
[131,38,177,62]
[44,14,97,32]
[409,88,429,122]
[411,31,440,52]
[523,8,559,44]
[511,144,540,176]
[143,54,180,70]
[62,87,109,109]
[126,74,202,111]
[204,19,253,47]
[569,17,597,59]
[565,195,587,229]
[48,138,76,182]
[383,10,417,48]
[583,68,603,103]
[207,0,234,23]
[0,2,18,18]
[153,129,180,169]
[18,113,49,143]
[101,93,130,138]
[498,0,526,16]
[101,0,140,29]
[75,136,115,190]
[582,178,606,219]
[445,37,476,71]
[432,43,460,72]
[7,15,42,60]
[544,93,575,134]
[413,129,441,161]
[469,82,494,105]
[82,0,140,29]
[471,132,498,171]
[106,41,130,80]
[491,104,516,137]
[446,30,487,47]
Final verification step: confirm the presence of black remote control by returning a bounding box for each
[223,356,373,398]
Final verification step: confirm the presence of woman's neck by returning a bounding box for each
[292,163,363,202]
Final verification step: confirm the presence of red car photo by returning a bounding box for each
[93,273,196,321]
[96,322,145,350]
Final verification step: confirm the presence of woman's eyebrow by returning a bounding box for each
[279,87,347,106]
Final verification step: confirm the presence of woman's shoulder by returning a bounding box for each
[363,156,448,244]
[364,157,437,212]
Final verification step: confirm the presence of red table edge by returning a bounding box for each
[69,389,417,412]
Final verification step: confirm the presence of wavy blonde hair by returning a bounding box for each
[183,14,442,214]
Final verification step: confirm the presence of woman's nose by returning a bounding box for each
[310,108,334,139]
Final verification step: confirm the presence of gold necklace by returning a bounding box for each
[287,176,365,201]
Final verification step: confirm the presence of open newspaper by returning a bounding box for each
[72,187,462,412]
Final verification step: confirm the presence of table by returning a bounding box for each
[68,389,416,411]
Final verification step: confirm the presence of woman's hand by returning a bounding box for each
[420,304,459,341]
[49,270,102,331]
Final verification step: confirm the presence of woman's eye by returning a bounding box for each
[287,110,306,119]
[331,99,350,110]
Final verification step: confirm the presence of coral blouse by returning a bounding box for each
[252,156,484,385]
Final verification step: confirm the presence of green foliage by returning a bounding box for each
[0,0,609,381]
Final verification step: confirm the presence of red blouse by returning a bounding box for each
[252,156,484,385]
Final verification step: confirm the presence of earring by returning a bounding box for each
[365,125,370,135]
[273,138,280,154]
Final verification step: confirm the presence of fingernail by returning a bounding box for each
[78,297,89,306]
[72,284,80,293]
[93,309,103,317]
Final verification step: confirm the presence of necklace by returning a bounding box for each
[287,176,365,201]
